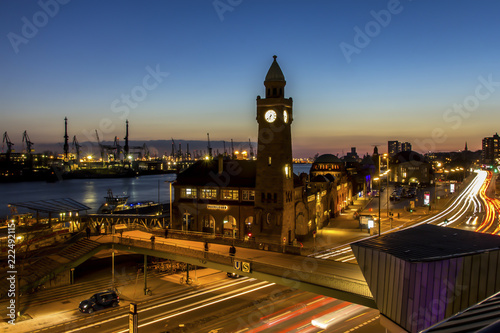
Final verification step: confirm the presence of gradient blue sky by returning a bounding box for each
[1,0,500,158]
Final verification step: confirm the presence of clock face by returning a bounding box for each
[265,110,277,123]
[283,111,288,123]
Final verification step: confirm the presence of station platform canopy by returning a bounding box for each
[9,198,91,214]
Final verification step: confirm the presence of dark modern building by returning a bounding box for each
[352,224,500,333]
[388,140,400,157]
[401,141,412,152]
[482,133,500,166]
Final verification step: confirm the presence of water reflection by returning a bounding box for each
[0,165,311,218]
[0,174,176,218]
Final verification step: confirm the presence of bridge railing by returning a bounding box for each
[99,235,372,299]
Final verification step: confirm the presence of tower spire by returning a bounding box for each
[264,55,286,98]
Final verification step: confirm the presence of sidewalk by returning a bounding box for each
[303,197,373,250]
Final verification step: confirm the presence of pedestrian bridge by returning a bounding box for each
[90,234,373,307]
[3,233,375,309]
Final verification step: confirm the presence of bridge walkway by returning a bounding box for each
[2,231,376,308]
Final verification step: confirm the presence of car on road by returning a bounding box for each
[79,290,119,314]
[390,192,401,201]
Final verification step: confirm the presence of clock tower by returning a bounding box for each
[255,55,295,243]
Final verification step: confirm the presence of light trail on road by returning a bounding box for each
[311,170,494,263]
[62,277,269,333]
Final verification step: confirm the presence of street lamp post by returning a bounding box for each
[169,181,173,228]
[374,177,381,236]
[384,154,390,218]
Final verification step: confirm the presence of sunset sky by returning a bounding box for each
[1,0,500,158]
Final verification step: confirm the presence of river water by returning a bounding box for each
[0,164,311,218]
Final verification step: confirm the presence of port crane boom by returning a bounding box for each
[72,136,82,162]
[22,130,34,153]
[2,132,14,154]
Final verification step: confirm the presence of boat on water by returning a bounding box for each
[97,189,129,213]
[97,189,162,214]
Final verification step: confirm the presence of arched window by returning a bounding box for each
[202,214,215,233]
[223,215,237,237]
[244,216,253,236]
[182,212,193,231]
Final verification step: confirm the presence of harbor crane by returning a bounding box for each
[2,132,14,162]
[171,138,176,160]
[2,132,14,154]
[22,130,34,154]
[63,117,69,160]
[22,130,34,168]
[114,136,122,160]
[207,133,212,158]
[186,143,191,160]
[72,136,82,162]
[249,138,254,159]
[95,130,116,161]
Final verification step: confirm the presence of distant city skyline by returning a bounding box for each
[2,0,500,158]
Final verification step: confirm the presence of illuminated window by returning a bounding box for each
[268,156,272,166]
[284,164,292,179]
[221,189,239,200]
[242,190,255,201]
[200,188,217,199]
[180,188,197,199]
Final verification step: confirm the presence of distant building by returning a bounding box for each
[390,151,432,184]
[310,154,352,214]
[482,133,500,165]
[345,147,359,162]
[400,141,411,152]
[388,140,399,157]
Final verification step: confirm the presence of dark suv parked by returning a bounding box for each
[79,290,119,314]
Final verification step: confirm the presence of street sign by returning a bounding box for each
[234,260,251,273]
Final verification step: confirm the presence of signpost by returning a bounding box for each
[129,303,138,333]
[424,192,430,206]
